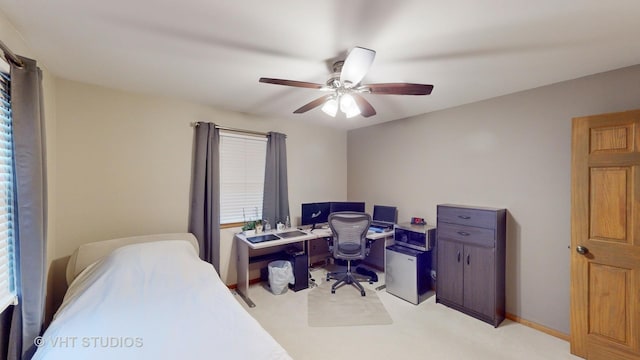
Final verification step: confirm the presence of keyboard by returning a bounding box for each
[277,230,308,239]
[371,221,394,229]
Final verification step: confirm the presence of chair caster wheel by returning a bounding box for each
[368,281,373,284]
[331,289,335,294]
[361,291,366,296]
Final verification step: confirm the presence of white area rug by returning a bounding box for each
[307,280,393,327]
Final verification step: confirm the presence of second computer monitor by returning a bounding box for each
[329,201,365,213]
[373,205,398,223]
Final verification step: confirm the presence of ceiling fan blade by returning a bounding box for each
[293,94,334,114]
[364,83,434,95]
[351,93,376,118]
[340,47,376,88]
[259,77,324,89]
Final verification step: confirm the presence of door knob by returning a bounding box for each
[576,245,589,255]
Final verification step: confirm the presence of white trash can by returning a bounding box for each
[267,260,295,295]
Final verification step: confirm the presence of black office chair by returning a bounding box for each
[325,211,372,296]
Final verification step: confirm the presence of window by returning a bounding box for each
[219,131,267,225]
[0,62,17,313]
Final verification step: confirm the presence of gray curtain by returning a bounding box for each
[262,132,290,227]
[188,122,221,272]
[2,56,47,360]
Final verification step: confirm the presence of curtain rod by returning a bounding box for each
[191,122,269,137]
[0,40,24,68]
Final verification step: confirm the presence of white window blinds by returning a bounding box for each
[0,66,17,313]
[219,131,267,224]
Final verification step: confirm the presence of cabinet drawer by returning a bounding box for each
[437,223,495,248]
[438,206,497,229]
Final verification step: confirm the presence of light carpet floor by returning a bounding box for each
[235,267,582,360]
[307,279,393,327]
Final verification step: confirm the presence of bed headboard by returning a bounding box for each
[65,233,199,285]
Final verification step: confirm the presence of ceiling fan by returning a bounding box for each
[259,47,434,118]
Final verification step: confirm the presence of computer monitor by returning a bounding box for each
[373,205,397,224]
[301,202,330,229]
[329,201,366,213]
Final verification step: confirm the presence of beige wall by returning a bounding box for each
[348,64,640,335]
[54,79,348,283]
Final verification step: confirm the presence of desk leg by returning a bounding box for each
[236,239,255,308]
[376,245,387,291]
[305,239,318,288]
[375,235,393,291]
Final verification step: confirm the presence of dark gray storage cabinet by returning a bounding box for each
[436,204,506,327]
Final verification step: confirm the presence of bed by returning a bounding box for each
[33,233,292,359]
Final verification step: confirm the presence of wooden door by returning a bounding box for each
[571,110,640,360]
[463,245,495,318]
[437,238,464,305]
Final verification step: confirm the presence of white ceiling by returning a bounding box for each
[1,0,640,130]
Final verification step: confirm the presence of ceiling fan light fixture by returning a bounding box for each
[345,107,360,118]
[321,98,338,117]
[340,94,361,118]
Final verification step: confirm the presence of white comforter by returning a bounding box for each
[33,240,292,359]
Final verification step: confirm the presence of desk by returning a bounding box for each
[236,229,316,308]
[235,228,393,307]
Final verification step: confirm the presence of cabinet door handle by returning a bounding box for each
[457,231,470,236]
[457,251,461,263]
[466,254,470,265]
[458,215,471,220]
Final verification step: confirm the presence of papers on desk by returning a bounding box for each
[369,226,389,233]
